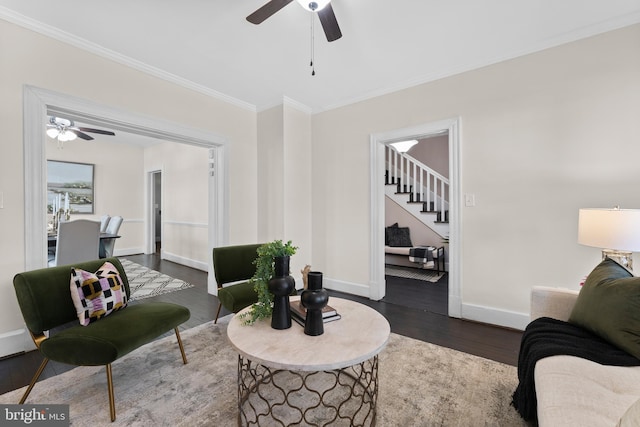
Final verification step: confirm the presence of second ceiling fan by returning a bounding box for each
[247,0,342,42]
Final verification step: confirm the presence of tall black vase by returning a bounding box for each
[268,256,295,330]
[301,271,329,336]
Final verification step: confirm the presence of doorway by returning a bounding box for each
[23,85,229,294]
[150,170,162,254]
[370,118,461,318]
[384,134,450,315]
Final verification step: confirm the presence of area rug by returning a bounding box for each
[119,258,194,301]
[0,317,526,426]
[385,265,445,283]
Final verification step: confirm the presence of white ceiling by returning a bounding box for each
[2,1,640,113]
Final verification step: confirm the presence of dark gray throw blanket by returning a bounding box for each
[512,317,640,421]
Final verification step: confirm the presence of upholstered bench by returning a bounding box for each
[13,257,190,422]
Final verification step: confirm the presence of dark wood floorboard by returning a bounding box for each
[0,255,522,395]
[383,269,448,315]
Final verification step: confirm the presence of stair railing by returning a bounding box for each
[386,145,449,221]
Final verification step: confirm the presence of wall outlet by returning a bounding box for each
[465,193,475,207]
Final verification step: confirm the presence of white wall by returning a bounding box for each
[46,138,146,255]
[257,106,285,241]
[257,101,313,277]
[408,135,449,178]
[312,24,640,329]
[145,141,210,269]
[0,18,257,356]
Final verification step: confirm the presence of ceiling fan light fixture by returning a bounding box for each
[296,0,331,12]
[58,130,77,142]
[46,127,60,139]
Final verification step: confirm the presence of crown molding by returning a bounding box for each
[3,6,639,116]
[282,96,313,115]
[0,7,256,113]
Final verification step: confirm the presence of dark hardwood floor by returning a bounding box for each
[0,254,523,395]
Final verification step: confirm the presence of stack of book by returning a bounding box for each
[290,300,341,327]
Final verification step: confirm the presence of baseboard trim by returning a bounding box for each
[161,251,208,272]
[448,294,462,318]
[326,279,528,330]
[0,328,36,358]
[323,277,370,298]
[461,303,529,331]
[114,247,145,257]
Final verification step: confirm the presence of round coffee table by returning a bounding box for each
[227,296,390,426]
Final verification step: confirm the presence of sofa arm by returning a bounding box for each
[530,286,580,322]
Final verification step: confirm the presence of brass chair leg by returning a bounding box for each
[106,364,116,422]
[214,303,222,324]
[19,357,49,404]
[175,327,188,364]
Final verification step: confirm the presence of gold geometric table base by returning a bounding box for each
[237,355,379,426]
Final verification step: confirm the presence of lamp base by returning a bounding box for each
[602,249,633,271]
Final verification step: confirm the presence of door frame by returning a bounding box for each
[369,118,462,317]
[147,170,163,254]
[23,85,228,294]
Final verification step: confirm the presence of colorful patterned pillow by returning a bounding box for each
[70,261,128,326]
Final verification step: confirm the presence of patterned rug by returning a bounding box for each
[119,259,194,300]
[0,317,526,426]
[385,265,445,282]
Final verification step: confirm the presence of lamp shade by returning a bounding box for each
[578,208,640,251]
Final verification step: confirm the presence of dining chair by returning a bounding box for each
[100,214,111,232]
[49,220,101,267]
[101,215,123,258]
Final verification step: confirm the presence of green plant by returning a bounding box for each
[240,240,297,325]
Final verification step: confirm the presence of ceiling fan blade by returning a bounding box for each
[318,3,342,42]
[70,130,94,141]
[77,127,116,136]
[247,0,293,24]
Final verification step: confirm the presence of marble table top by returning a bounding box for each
[227,296,391,371]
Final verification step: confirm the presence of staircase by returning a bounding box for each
[385,145,449,239]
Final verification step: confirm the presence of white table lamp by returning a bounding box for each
[578,207,640,271]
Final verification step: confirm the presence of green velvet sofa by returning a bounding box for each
[13,257,190,422]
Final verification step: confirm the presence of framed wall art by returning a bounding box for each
[47,160,95,214]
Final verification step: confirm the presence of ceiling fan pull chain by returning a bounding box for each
[310,12,316,76]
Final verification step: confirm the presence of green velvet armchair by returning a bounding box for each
[212,243,263,323]
[13,257,191,422]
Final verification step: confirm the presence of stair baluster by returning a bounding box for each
[385,145,450,237]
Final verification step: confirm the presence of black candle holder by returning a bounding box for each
[301,271,329,336]
[268,256,295,329]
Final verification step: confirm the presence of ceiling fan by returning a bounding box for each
[46,116,115,143]
[247,0,342,42]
